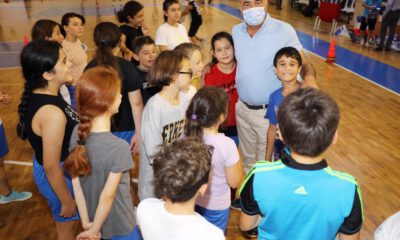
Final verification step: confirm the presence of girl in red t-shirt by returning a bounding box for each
[204,32,238,144]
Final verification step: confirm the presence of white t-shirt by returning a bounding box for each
[137,198,225,240]
[180,85,197,100]
[155,23,190,50]
[375,211,400,240]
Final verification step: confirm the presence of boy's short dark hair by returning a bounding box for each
[277,88,340,157]
[61,12,86,27]
[153,138,213,203]
[131,36,155,55]
[273,47,302,67]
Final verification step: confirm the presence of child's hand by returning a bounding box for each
[130,133,140,155]
[76,229,101,240]
[142,23,149,36]
[82,222,93,230]
[0,91,12,105]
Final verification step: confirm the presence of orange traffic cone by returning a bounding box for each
[326,38,336,63]
[23,35,29,46]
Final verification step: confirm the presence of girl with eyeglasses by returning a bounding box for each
[85,22,143,155]
[174,43,205,100]
[138,51,191,201]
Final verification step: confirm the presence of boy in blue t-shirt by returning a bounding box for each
[360,0,383,46]
[240,88,363,240]
[265,47,301,161]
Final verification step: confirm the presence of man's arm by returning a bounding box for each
[299,50,318,89]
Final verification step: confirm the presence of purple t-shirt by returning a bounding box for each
[196,133,239,210]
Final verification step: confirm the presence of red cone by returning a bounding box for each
[326,38,336,63]
[23,35,29,46]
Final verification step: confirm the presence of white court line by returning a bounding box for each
[303,49,400,97]
[4,160,33,166]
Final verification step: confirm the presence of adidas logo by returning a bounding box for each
[294,186,308,195]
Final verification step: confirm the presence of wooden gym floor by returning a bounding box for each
[0,0,399,239]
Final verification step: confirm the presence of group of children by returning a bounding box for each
[0,0,366,239]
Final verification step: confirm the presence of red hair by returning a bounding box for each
[64,67,121,178]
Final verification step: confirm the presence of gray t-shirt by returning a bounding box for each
[138,93,188,201]
[69,127,135,239]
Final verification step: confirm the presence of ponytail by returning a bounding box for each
[184,87,228,141]
[117,1,144,23]
[93,22,122,72]
[64,116,92,178]
[94,44,119,71]
[184,112,204,141]
[63,67,121,178]
[16,84,32,139]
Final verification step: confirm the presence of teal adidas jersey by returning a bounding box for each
[239,153,363,240]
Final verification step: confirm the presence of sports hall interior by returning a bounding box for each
[0,0,399,239]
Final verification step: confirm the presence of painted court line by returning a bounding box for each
[304,49,400,96]
[4,160,33,167]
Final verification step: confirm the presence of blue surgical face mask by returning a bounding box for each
[242,7,266,26]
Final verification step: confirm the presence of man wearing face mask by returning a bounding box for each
[232,0,318,175]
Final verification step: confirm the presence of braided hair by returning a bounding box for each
[17,40,61,139]
[64,67,121,177]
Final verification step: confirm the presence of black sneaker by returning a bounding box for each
[243,227,258,238]
[375,47,384,51]
[230,199,241,210]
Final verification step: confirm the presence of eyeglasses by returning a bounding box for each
[179,71,193,78]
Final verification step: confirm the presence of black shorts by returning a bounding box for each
[188,17,202,37]
[360,17,377,31]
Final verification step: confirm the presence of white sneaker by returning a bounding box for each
[360,38,365,46]
[365,41,370,47]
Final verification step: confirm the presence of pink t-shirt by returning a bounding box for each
[196,133,239,210]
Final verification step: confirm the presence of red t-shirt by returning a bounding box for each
[204,64,238,127]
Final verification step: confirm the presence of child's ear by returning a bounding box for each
[277,126,284,143]
[331,130,339,145]
[42,71,54,81]
[198,183,208,196]
[273,66,277,75]
[297,66,302,75]
[133,53,140,61]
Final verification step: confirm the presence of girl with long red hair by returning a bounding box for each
[64,67,138,240]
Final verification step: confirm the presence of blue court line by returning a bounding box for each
[211,3,400,95]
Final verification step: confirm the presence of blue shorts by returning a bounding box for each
[195,205,230,233]
[109,226,143,240]
[112,130,134,144]
[0,123,9,158]
[33,158,79,222]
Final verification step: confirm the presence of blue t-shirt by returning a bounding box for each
[240,153,363,239]
[363,0,382,17]
[265,87,285,125]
